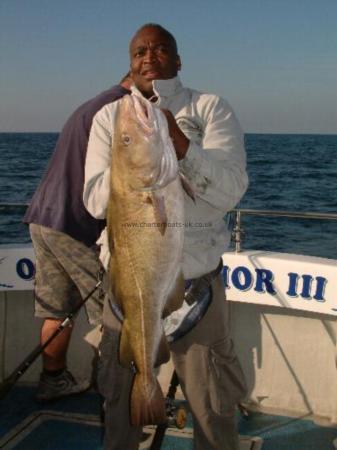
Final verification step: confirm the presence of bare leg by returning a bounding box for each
[36,318,90,402]
[40,319,73,371]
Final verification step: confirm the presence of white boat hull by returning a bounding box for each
[1,245,337,424]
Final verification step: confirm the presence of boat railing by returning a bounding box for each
[1,203,337,255]
[0,203,29,209]
[231,209,337,253]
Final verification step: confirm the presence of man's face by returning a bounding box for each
[129,27,181,98]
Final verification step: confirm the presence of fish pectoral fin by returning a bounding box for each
[119,325,134,368]
[179,171,196,203]
[162,271,185,318]
[146,193,167,234]
[155,332,170,367]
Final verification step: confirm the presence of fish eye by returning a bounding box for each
[122,134,132,146]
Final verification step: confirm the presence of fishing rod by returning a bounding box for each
[0,280,102,401]
[149,370,186,450]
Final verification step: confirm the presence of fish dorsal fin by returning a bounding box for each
[162,271,185,318]
[146,193,167,235]
[179,172,196,203]
[119,324,134,368]
[154,332,170,368]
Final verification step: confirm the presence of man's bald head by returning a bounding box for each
[129,24,181,98]
[129,23,178,55]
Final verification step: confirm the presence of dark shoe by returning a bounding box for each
[36,369,90,402]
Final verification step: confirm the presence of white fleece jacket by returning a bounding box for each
[83,76,248,279]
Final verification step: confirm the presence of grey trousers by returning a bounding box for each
[98,274,247,450]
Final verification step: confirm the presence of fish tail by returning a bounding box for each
[130,373,166,426]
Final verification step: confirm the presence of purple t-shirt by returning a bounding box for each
[24,85,130,247]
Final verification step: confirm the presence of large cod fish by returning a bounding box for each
[107,94,185,426]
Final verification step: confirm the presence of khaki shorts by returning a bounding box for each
[30,224,104,325]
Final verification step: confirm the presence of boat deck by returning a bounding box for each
[1,385,337,449]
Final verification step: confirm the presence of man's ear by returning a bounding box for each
[176,55,182,71]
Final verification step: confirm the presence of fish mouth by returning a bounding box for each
[134,96,179,191]
[123,94,179,191]
[124,94,156,136]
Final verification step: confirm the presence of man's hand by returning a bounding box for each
[161,109,189,160]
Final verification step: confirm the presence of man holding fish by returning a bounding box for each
[84,23,248,450]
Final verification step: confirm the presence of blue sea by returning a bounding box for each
[0,133,336,259]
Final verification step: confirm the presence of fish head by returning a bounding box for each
[114,94,178,191]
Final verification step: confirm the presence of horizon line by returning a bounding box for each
[1,131,336,136]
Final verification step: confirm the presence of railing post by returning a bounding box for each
[233,210,242,253]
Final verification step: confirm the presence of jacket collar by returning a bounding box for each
[152,76,183,98]
[131,76,183,101]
